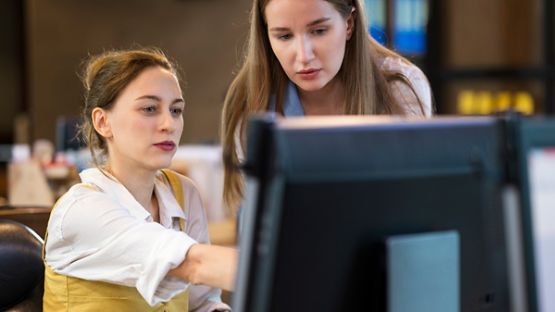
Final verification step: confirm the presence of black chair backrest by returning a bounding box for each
[0,219,44,311]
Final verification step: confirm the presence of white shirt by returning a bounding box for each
[44,168,230,311]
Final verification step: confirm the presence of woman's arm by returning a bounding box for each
[169,244,238,291]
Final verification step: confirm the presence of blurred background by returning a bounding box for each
[0,0,550,146]
[0,0,551,240]
[1,0,253,145]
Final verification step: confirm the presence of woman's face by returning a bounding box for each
[98,66,184,172]
[265,0,353,93]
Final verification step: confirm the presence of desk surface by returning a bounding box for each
[0,206,52,216]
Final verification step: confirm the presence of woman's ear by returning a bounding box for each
[91,107,112,139]
[346,7,356,40]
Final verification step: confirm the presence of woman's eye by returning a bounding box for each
[171,107,183,116]
[277,33,292,41]
[143,106,157,114]
[312,28,327,36]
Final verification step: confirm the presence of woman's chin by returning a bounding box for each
[293,79,328,93]
[146,159,173,171]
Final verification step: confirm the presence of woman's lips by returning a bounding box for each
[297,68,321,80]
[154,141,176,152]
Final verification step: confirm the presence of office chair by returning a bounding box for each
[0,219,44,311]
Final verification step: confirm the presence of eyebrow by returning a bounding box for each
[135,95,184,104]
[269,17,331,32]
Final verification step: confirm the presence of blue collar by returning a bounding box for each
[269,81,305,117]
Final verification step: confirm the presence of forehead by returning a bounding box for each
[111,66,182,107]
[123,66,180,94]
[264,0,340,27]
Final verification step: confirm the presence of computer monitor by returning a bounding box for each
[234,115,511,312]
[514,117,555,312]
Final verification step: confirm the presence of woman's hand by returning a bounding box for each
[170,244,238,291]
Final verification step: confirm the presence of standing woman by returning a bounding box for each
[221,0,433,210]
[43,48,236,311]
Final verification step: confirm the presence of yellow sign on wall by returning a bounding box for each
[457,91,534,115]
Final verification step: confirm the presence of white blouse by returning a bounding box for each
[44,168,230,311]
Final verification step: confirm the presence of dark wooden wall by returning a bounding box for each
[24,0,251,144]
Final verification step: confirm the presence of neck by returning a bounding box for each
[105,160,157,218]
[298,77,345,115]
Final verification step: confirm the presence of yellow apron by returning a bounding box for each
[43,169,190,311]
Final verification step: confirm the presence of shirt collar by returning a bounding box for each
[269,81,305,117]
[79,168,186,227]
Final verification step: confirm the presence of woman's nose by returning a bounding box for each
[160,111,176,132]
[297,35,315,64]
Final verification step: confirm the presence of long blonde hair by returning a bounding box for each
[222,0,420,210]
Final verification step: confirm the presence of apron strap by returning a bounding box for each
[160,169,186,231]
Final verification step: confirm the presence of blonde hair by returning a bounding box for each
[79,48,179,166]
[221,0,422,210]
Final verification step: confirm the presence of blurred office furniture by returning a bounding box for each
[0,207,51,239]
[0,145,11,203]
[0,1,25,144]
[8,160,54,207]
[0,219,44,311]
[172,145,236,246]
[365,0,428,56]
[365,0,387,45]
[365,0,553,115]
[172,145,228,221]
[0,145,11,163]
[426,0,553,115]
